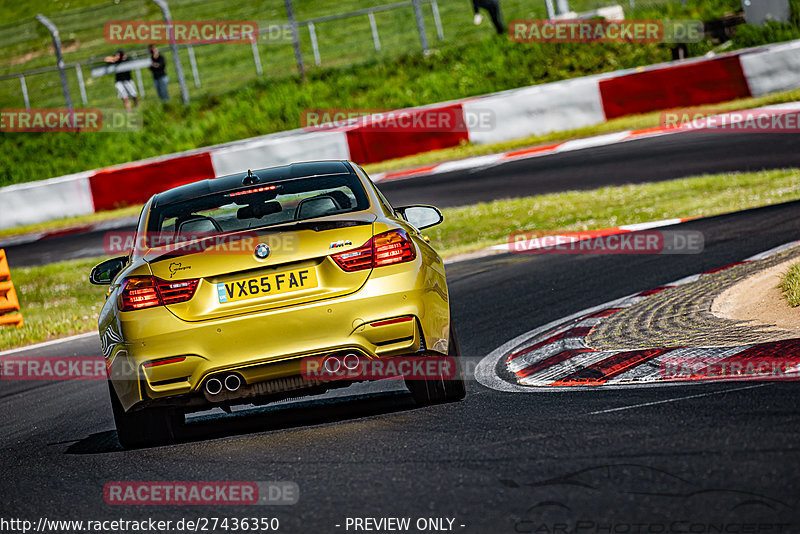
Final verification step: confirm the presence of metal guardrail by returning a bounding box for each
[0,0,445,108]
[0,0,688,109]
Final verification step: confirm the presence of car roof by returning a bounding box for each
[152,160,354,208]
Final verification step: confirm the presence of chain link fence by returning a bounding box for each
[0,0,695,110]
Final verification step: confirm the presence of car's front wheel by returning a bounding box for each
[406,326,466,405]
[108,382,183,448]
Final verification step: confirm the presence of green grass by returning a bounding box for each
[0,36,681,186]
[366,87,800,173]
[0,0,696,108]
[4,86,800,240]
[7,0,797,188]
[0,256,108,350]
[3,167,800,350]
[781,261,800,307]
[0,204,142,238]
[430,168,800,257]
[1,0,746,78]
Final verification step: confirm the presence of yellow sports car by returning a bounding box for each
[90,160,464,448]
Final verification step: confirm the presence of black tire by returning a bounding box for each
[406,326,466,405]
[108,382,183,448]
[443,327,467,401]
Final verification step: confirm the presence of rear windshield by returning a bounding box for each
[147,173,370,238]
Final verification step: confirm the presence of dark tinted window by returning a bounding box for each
[354,164,395,215]
[147,173,370,238]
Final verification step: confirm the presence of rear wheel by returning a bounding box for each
[406,326,466,405]
[108,382,183,448]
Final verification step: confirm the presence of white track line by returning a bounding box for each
[584,383,770,415]
[474,296,632,392]
[0,331,97,356]
[488,217,687,252]
[374,102,800,184]
[474,239,800,392]
[607,345,751,384]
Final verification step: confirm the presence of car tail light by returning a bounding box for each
[373,230,415,267]
[370,316,414,327]
[156,278,200,305]
[332,241,374,272]
[119,276,199,311]
[142,356,187,368]
[331,229,416,272]
[119,277,161,311]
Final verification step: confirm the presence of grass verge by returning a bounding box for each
[0,36,676,186]
[2,167,799,350]
[366,88,800,174]
[0,205,143,239]
[0,257,108,350]
[781,262,800,307]
[4,88,800,240]
[431,168,800,257]
[7,0,800,187]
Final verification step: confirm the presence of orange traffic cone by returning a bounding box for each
[0,249,23,327]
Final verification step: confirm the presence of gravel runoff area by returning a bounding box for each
[587,245,800,350]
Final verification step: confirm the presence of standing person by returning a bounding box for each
[472,0,506,35]
[104,49,138,110]
[148,44,169,102]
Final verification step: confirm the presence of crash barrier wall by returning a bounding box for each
[88,152,216,212]
[3,39,800,229]
[598,55,752,119]
[738,39,800,96]
[0,249,23,327]
[462,71,625,145]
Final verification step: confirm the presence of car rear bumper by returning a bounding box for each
[108,263,449,411]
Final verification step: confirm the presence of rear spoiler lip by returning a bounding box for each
[143,218,375,264]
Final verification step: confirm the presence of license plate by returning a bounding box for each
[217,268,318,303]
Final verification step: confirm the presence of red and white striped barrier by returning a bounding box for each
[476,239,800,390]
[2,39,800,230]
[373,101,800,183]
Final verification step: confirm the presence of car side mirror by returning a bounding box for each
[396,205,443,230]
[90,256,128,285]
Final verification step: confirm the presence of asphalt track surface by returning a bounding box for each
[3,199,800,531]
[6,129,800,267]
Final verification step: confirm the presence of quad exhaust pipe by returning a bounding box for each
[205,377,223,396]
[201,351,365,403]
[204,373,242,397]
[323,352,361,373]
[342,353,361,370]
[224,373,241,392]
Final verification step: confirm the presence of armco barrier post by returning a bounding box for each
[412,0,429,52]
[0,250,23,328]
[152,0,190,105]
[34,14,73,110]
[284,0,306,80]
[544,0,556,19]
